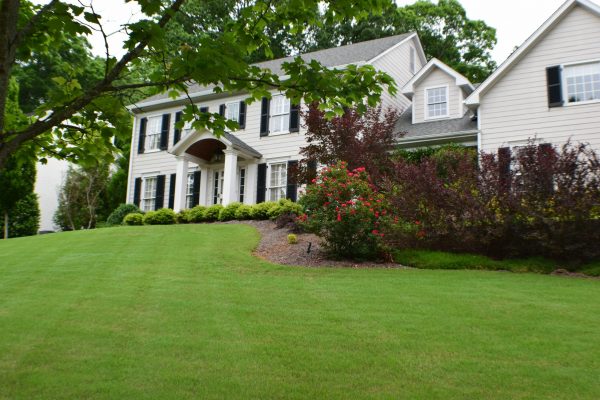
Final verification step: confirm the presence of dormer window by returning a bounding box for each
[425,86,449,119]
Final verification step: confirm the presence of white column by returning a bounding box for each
[199,165,211,206]
[173,156,188,212]
[245,162,258,204]
[222,149,238,206]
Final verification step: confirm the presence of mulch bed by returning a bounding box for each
[233,220,405,269]
[222,221,598,278]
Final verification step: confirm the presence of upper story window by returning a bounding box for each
[270,95,291,134]
[564,61,600,104]
[426,86,449,119]
[225,101,240,122]
[145,116,162,151]
[410,47,416,74]
[142,177,157,211]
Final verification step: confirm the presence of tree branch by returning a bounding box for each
[0,0,186,169]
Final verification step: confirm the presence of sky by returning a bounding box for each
[43,0,599,65]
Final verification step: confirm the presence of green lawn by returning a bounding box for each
[0,225,599,399]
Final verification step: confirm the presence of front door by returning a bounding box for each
[213,169,224,204]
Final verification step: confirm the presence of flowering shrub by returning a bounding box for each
[298,161,390,260]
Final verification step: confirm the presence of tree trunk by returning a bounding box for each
[3,210,8,239]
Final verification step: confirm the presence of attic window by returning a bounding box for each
[426,86,449,119]
[564,61,600,104]
[410,47,416,74]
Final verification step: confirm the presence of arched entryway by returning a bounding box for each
[169,130,262,211]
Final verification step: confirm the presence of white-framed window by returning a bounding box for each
[213,170,224,205]
[268,162,287,201]
[270,95,291,134]
[142,176,157,211]
[186,172,195,209]
[425,86,449,119]
[225,101,240,122]
[563,61,600,104]
[145,116,162,151]
[410,47,416,74]
[239,168,246,203]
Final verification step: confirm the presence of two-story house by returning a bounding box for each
[126,33,427,212]
[125,0,600,213]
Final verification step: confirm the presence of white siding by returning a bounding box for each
[479,5,600,153]
[372,36,423,115]
[127,95,309,204]
[412,68,464,124]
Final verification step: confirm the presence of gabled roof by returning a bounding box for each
[402,58,474,99]
[131,33,420,110]
[465,0,600,107]
[395,105,478,141]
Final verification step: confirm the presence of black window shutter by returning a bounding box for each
[286,160,299,202]
[200,106,209,114]
[289,102,300,132]
[173,112,182,145]
[137,118,147,154]
[307,160,318,183]
[546,66,563,108]
[260,97,270,137]
[155,175,166,210]
[256,163,267,203]
[239,101,246,129]
[538,143,556,194]
[168,173,176,209]
[160,114,170,150]
[498,147,512,192]
[219,104,226,117]
[133,177,142,207]
[192,171,201,207]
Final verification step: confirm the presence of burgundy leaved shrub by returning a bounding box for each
[385,141,600,266]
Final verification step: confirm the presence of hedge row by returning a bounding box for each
[121,199,303,226]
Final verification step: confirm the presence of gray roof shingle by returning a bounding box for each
[223,132,262,158]
[395,105,478,140]
[136,33,413,105]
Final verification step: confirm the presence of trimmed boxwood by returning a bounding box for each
[123,212,144,226]
[204,204,223,222]
[250,202,278,220]
[143,208,176,225]
[107,204,141,226]
[219,202,243,221]
[188,206,207,223]
[235,204,253,220]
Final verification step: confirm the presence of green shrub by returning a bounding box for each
[0,193,40,238]
[176,209,193,224]
[268,199,303,220]
[235,204,253,220]
[251,201,278,220]
[287,234,298,244]
[143,208,176,225]
[219,202,243,221]
[188,205,207,223]
[204,204,223,222]
[123,212,144,226]
[106,203,141,226]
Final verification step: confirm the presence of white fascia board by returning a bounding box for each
[465,0,600,107]
[127,88,217,111]
[402,58,474,96]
